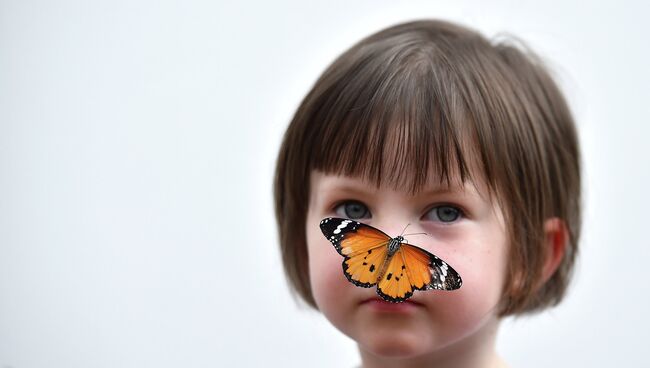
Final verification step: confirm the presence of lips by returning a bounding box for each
[360,297,423,312]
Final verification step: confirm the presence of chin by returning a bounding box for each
[357,327,434,359]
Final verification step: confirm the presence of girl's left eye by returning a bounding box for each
[425,205,463,223]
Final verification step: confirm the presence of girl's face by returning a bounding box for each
[305,170,509,359]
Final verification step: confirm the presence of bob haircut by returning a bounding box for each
[273,19,581,316]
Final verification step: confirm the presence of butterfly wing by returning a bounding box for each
[376,250,415,302]
[401,243,463,291]
[376,243,462,302]
[320,217,391,256]
[320,217,391,287]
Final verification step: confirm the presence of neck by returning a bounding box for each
[357,317,506,368]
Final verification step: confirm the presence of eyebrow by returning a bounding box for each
[321,183,376,196]
[420,185,467,196]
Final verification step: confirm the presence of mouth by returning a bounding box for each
[359,297,423,312]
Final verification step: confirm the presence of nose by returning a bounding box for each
[370,214,420,238]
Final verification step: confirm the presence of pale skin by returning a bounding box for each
[305,170,566,368]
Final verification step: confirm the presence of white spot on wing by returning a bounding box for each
[440,263,449,277]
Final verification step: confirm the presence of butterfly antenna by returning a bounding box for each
[403,232,431,237]
[400,223,411,236]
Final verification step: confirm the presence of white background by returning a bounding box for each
[1,0,648,367]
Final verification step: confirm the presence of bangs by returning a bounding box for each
[306,41,484,195]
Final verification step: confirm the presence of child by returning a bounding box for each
[273,19,581,368]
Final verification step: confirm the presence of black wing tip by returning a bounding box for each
[319,217,333,226]
[427,264,463,291]
[427,280,462,291]
[319,217,332,234]
[319,217,361,226]
[319,217,362,242]
[448,277,463,290]
[319,217,350,225]
[447,266,463,290]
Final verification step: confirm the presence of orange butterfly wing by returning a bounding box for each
[377,243,462,302]
[320,217,391,287]
[402,243,463,291]
[343,244,390,287]
[375,249,415,302]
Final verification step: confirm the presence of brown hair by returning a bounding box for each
[273,19,581,316]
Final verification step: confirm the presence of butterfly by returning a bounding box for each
[319,217,462,303]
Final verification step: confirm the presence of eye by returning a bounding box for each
[334,200,370,219]
[425,205,463,223]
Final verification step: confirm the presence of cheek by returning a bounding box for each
[306,222,383,342]
[436,271,502,332]
[458,245,507,305]
[306,227,354,313]
[423,231,508,341]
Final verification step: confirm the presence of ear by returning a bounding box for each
[541,217,569,283]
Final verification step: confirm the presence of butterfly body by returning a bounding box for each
[386,236,404,256]
[320,217,462,303]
